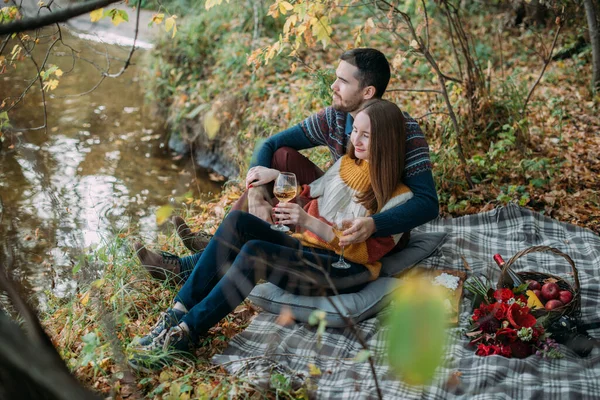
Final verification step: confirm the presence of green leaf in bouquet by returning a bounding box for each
[514,282,529,295]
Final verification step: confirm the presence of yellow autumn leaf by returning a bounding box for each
[54,68,63,77]
[308,363,322,376]
[43,79,59,91]
[92,278,106,288]
[312,16,332,47]
[80,291,90,306]
[410,39,420,50]
[279,1,293,15]
[165,16,177,37]
[283,14,298,35]
[392,53,405,70]
[111,13,126,26]
[90,8,104,22]
[267,2,280,18]
[203,111,220,139]
[151,13,164,25]
[205,0,229,10]
[156,204,174,225]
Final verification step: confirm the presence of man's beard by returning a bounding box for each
[332,94,363,113]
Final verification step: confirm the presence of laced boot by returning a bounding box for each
[131,307,187,348]
[128,324,194,372]
[171,215,212,253]
[134,243,183,283]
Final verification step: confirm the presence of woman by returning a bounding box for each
[130,99,413,370]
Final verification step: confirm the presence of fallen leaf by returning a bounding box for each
[276,306,295,326]
[446,370,462,390]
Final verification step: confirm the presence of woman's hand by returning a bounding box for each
[245,166,280,188]
[340,217,376,246]
[273,202,309,227]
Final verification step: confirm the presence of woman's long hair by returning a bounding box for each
[347,99,406,214]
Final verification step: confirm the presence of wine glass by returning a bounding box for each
[270,172,298,232]
[331,211,355,269]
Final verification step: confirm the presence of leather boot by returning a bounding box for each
[134,242,183,283]
[171,216,211,253]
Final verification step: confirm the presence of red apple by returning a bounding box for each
[533,290,543,302]
[527,280,542,291]
[541,282,560,301]
[559,290,573,305]
[545,299,564,310]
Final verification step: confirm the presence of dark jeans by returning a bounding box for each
[175,211,371,340]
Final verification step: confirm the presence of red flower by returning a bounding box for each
[488,345,502,355]
[507,303,537,329]
[476,344,504,357]
[493,288,514,302]
[476,344,491,356]
[496,328,518,343]
[509,340,534,358]
[472,304,490,322]
[477,315,501,333]
[499,345,512,358]
[489,302,509,320]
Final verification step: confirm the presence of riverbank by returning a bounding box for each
[40,184,270,398]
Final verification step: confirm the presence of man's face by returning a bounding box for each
[350,111,371,161]
[331,60,365,113]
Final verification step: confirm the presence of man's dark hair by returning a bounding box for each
[340,48,391,98]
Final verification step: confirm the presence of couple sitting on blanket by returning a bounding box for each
[129,48,439,370]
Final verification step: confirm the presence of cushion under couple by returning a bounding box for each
[128,49,439,371]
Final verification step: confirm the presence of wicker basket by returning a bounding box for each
[496,246,581,323]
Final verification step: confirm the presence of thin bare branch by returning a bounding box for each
[420,0,430,50]
[415,111,451,119]
[302,257,384,400]
[522,21,563,116]
[0,0,122,35]
[375,0,473,187]
[445,7,463,80]
[387,87,442,94]
[102,0,142,78]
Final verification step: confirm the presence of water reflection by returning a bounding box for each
[0,31,222,301]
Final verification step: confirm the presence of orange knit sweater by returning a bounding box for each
[292,156,413,279]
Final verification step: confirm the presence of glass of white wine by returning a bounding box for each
[270,172,298,232]
[331,211,355,269]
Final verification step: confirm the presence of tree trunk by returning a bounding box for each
[584,0,600,93]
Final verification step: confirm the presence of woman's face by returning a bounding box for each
[350,111,371,161]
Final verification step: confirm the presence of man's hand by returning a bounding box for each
[340,217,376,246]
[245,166,280,188]
[248,186,273,223]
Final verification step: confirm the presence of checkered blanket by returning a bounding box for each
[212,205,600,399]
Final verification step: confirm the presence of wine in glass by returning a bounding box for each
[331,211,355,269]
[270,172,298,232]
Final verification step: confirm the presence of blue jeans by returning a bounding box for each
[175,210,371,340]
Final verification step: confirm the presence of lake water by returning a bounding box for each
[0,30,221,301]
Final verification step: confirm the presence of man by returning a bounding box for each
[136,48,439,279]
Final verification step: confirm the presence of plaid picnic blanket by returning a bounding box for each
[212,204,600,399]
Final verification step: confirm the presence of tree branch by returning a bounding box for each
[0,0,122,35]
[386,87,442,94]
[522,20,563,116]
[102,0,141,78]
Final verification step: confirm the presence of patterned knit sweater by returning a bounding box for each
[292,156,413,279]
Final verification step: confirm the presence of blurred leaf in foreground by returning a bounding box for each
[385,276,449,385]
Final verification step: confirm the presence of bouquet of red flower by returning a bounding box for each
[466,286,562,359]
